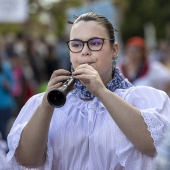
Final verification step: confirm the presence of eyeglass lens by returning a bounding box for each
[68,38,104,52]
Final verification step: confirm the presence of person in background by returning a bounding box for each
[10,53,26,116]
[38,44,61,93]
[0,40,14,141]
[45,44,61,80]
[0,133,7,170]
[57,36,71,71]
[25,39,45,84]
[119,36,170,95]
[7,12,170,170]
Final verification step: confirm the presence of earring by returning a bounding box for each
[112,53,118,69]
[112,58,117,70]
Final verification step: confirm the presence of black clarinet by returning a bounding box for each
[47,76,76,108]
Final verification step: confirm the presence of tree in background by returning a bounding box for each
[0,0,170,43]
[0,0,83,39]
[113,0,170,42]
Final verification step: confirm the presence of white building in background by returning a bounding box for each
[66,0,123,59]
[0,0,28,23]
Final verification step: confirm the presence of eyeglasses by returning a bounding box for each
[66,37,114,53]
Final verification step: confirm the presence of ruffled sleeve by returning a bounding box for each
[114,86,170,169]
[0,139,7,169]
[6,93,54,170]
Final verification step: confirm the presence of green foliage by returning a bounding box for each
[50,0,82,38]
[116,0,170,42]
[0,23,23,36]
[2,0,169,42]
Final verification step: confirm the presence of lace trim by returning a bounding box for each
[114,109,165,167]
[7,121,54,170]
[18,166,40,170]
[7,122,27,161]
[114,125,154,169]
[141,109,165,147]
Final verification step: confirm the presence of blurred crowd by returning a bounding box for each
[0,33,170,169]
[0,33,71,142]
[118,36,170,96]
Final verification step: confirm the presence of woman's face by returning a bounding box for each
[69,21,118,82]
[125,45,144,63]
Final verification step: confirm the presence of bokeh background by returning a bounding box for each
[0,0,170,160]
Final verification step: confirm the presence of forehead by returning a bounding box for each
[70,21,107,40]
[126,45,143,52]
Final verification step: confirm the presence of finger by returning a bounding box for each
[75,63,94,71]
[47,82,63,92]
[73,67,94,75]
[50,69,70,80]
[73,74,96,80]
[48,75,71,87]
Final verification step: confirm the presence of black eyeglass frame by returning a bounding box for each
[66,37,114,53]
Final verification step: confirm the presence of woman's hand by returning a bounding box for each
[15,69,72,167]
[42,69,71,108]
[72,64,106,97]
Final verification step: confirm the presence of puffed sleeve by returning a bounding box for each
[114,86,170,170]
[154,124,170,170]
[6,93,54,170]
[0,139,7,169]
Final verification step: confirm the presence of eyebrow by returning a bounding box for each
[70,37,102,41]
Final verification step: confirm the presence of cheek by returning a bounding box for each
[100,52,113,65]
[102,59,112,68]
[97,55,112,70]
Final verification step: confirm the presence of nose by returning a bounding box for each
[81,43,91,56]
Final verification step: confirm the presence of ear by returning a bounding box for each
[112,42,118,59]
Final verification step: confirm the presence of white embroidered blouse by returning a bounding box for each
[6,86,170,170]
